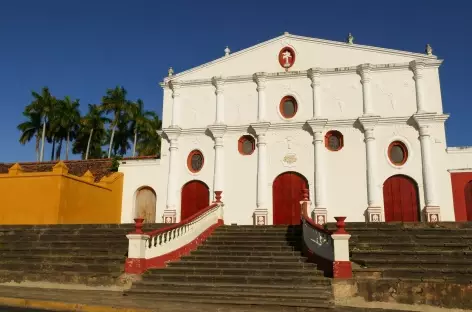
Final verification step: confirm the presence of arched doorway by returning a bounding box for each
[135,187,157,223]
[181,180,210,220]
[383,175,420,222]
[273,172,308,225]
[465,181,472,221]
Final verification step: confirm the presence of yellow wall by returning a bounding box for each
[0,162,123,225]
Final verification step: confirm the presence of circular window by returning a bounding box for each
[325,130,344,151]
[388,141,408,166]
[238,135,255,155]
[187,150,204,173]
[280,96,298,119]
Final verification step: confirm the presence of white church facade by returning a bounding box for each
[119,32,472,225]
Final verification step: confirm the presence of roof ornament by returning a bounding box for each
[425,44,433,56]
[284,31,289,35]
[346,33,354,44]
[224,46,230,57]
[168,67,174,77]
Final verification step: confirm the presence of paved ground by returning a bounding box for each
[0,307,53,311]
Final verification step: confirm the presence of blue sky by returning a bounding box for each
[0,0,471,163]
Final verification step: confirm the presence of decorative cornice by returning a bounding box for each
[358,115,381,130]
[162,126,182,141]
[307,118,328,132]
[446,147,472,154]
[175,114,449,136]
[413,112,448,126]
[207,124,227,138]
[161,60,443,89]
[250,122,271,135]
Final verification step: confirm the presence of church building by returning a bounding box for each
[119,32,472,226]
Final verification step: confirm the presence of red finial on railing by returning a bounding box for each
[133,218,144,234]
[302,188,309,201]
[215,191,222,203]
[334,216,347,234]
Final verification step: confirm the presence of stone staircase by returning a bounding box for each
[126,225,334,310]
[0,223,165,286]
[335,222,472,283]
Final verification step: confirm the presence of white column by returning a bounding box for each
[418,125,438,207]
[165,138,179,210]
[357,64,374,115]
[364,128,381,207]
[359,116,382,222]
[169,81,181,127]
[313,131,327,208]
[410,60,427,113]
[253,73,267,121]
[308,68,322,118]
[256,133,268,209]
[208,125,227,201]
[212,77,225,124]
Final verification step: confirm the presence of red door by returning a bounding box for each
[273,172,308,225]
[465,181,472,221]
[383,175,420,222]
[181,181,210,220]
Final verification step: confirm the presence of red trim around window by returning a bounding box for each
[278,46,296,69]
[279,96,298,119]
[388,141,408,166]
[238,135,255,155]
[187,150,204,173]
[325,130,344,151]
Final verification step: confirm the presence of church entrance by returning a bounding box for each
[465,181,472,221]
[383,175,420,222]
[273,172,308,225]
[135,187,157,223]
[181,180,210,220]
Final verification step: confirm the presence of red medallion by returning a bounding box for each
[278,47,295,69]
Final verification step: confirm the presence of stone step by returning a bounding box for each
[350,236,472,244]
[204,240,301,246]
[346,228,472,235]
[0,241,127,248]
[0,269,120,286]
[350,250,471,260]
[353,267,472,281]
[208,235,302,241]
[168,260,317,270]
[0,247,128,257]
[352,258,472,269]
[350,242,470,251]
[189,249,303,257]
[130,280,330,294]
[0,254,124,264]
[141,272,330,286]
[0,261,123,273]
[181,254,308,263]
[196,245,302,252]
[214,226,302,233]
[145,266,322,277]
[124,288,332,306]
[0,234,129,241]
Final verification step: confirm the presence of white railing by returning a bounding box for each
[125,192,224,274]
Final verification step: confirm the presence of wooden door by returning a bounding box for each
[465,181,472,221]
[135,187,157,223]
[273,172,308,225]
[383,175,420,222]
[181,180,210,220]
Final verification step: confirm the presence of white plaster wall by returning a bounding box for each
[119,159,167,223]
[446,147,472,170]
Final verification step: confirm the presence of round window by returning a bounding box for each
[280,96,298,119]
[388,141,408,166]
[187,150,204,173]
[325,130,344,151]
[238,135,255,155]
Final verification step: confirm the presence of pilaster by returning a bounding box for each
[162,126,182,218]
[358,115,383,222]
[212,76,225,124]
[253,73,268,121]
[169,80,182,127]
[357,64,375,115]
[208,124,227,201]
[308,68,322,118]
[410,60,428,113]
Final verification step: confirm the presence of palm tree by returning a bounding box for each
[81,104,109,160]
[101,86,129,158]
[130,99,155,157]
[56,96,81,160]
[25,87,56,162]
[17,111,42,161]
[136,113,162,156]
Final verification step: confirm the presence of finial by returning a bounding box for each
[346,33,354,44]
[224,46,230,56]
[425,44,433,56]
[284,31,289,35]
[168,67,174,77]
